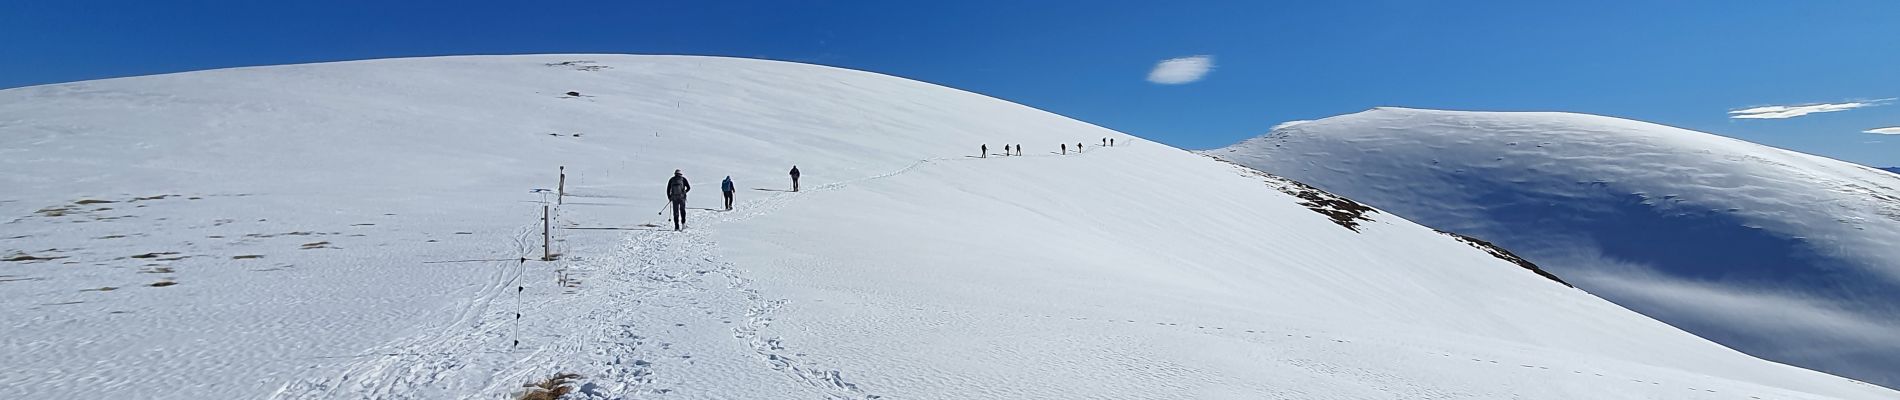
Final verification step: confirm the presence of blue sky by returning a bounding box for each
[4,1,1897,166]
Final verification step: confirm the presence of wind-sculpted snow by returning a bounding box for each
[1214,107,1900,389]
[1,57,1893,399]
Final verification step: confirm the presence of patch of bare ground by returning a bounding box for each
[1437,230,1573,287]
[4,252,67,262]
[518,373,582,400]
[148,280,177,287]
[1208,157,1380,232]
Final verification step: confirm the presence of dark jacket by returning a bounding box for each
[667,175,691,200]
[789,167,801,179]
[721,177,734,193]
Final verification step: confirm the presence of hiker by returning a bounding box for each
[789,165,801,192]
[1061,143,1067,155]
[981,144,988,158]
[1077,142,1083,152]
[721,176,735,211]
[1110,138,1115,147]
[1102,138,1107,147]
[1013,144,1020,156]
[667,169,691,231]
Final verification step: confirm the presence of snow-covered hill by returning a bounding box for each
[2,57,1892,399]
[1212,107,1900,389]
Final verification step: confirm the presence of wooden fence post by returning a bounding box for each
[557,166,566,205]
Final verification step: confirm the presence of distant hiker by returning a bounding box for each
[1102,138,1107,147]
[789,165,802,192]
[981,144,988,158]
[667,170,691,231]
[1061,143,1067,155]
[721,176,735,211]
[1110,138,1115,147]
[1013,144,1021,156]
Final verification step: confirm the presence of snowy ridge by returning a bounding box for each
[1212,107,1900,388]
[2,57,1895,399]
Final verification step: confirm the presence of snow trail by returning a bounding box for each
[269,149,1027,399]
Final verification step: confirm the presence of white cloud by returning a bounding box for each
[1147,55,1214,85]
[1864,127,1900,135]
[1271,120,1312,131]
[1728,98,1893,119]
[1541,248,1900,382]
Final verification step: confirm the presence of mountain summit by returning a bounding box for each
[1213,107,1900,388]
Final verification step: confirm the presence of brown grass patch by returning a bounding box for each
[148,280,177,287]
[232,255,264,260]
[81,286,117,292]
[299,241,332,249]
[518,372,582,400]
[74,199,116,205]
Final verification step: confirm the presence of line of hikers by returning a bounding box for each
[982,137,1116,158]
[666,165,799,231]
[667,137,1119,231]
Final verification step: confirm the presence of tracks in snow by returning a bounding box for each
[269,156,966,399]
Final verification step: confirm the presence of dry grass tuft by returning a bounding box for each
[518,372,582,400]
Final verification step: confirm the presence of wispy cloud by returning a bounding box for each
[1147,55,1214,85]
[1728,98,1893,119]
[1864,127,1900,135]
[1541,248,1900,384]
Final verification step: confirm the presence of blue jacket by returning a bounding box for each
[721,177,734,193]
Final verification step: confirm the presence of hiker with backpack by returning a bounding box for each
[721,176,735,211]
[667,169,691,231]
[790,165,801,192]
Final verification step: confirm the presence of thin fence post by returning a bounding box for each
[542,205,552,261]
[557,166,566,205]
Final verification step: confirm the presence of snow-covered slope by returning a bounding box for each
[1882,167,1899,175]
[2,57,1891,399]
[1212,107,1900,389]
